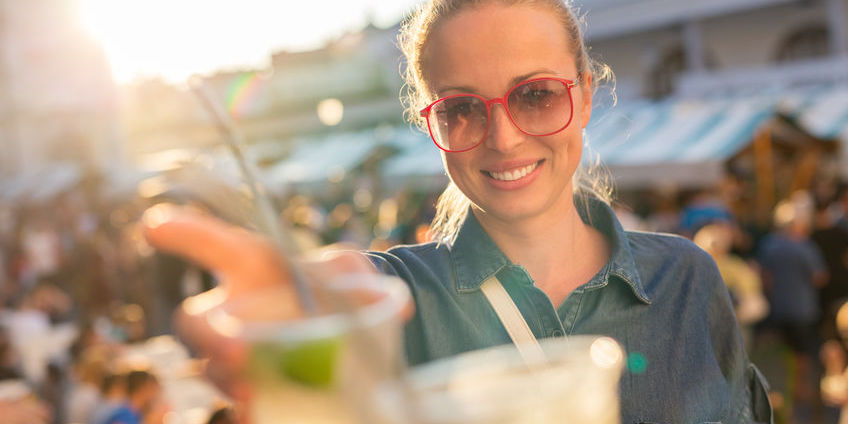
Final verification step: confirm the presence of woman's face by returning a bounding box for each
[422,3,592,223]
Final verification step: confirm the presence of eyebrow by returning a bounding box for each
[435,69,560,96]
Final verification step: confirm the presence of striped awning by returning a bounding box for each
[586,81,848,187]
[588,96,776,166]
[778,82,848,141]
[265,129,391,186]
[381,128,443,177]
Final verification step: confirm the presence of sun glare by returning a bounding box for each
[77,0,277,83]
[76,0,420,84]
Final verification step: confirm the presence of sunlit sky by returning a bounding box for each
[77,0,422,84]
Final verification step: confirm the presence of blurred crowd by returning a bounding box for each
[0,171,438,424]
[1,169,848,423]
[614,175,848,424]
[0,175,240,424]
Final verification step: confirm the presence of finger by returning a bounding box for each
[301,253,415,322]
[143,203,254,269]
[301,248,377,282]
[322,251,414,321]
[142,204,294,295]
[174,288,228,352]
[401,297,416,322]
[175,301,261,424]
[174,302,250,392]
[326,285,415,322]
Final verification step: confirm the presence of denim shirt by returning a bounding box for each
[366,197,772,424]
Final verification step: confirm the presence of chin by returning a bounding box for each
[476,185,576,224]
[474,197,547,222]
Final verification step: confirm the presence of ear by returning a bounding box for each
[579,73,593,129]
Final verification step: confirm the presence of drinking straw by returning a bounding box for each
[188,76,319,314]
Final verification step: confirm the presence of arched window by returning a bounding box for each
[646,46,717,99]
[647,47,686,99]
[775,25,830,63]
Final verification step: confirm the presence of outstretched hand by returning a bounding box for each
[140,204,389,418]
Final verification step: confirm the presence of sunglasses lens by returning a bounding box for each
[507,79,572,135]
[428,96,488,151]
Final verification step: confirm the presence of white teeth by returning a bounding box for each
[488,162,538,181]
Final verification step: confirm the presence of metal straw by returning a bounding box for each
[188,77,319,314]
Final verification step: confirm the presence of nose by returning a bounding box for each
[482,101,524,153]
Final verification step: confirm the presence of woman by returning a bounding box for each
[143,0,773,422]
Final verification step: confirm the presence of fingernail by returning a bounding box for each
[142,203,175,229]
[183,288,228,316]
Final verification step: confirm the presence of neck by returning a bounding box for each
[783,227,808,240]
[472,195,609,299]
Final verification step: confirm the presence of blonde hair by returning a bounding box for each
[399,0,614,242]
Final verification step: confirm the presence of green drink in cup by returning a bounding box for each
[207,273,411,424]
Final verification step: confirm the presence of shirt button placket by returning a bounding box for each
[512,265,566,338]
[559,291,583,335]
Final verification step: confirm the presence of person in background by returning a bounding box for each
[66,346,109,424]
[758,192,829,422]
[102,370,163,424]
[835,183,848,232]
[819,301,848,423]
[39,362,67,424]
[27,282,73,325]
[108,304,147,345]
[812,198,848,344]
[20,216,62,290]
[0,325,22,381]
[694,222,768,350]
[678,187,734,239]
[90,371,126,424]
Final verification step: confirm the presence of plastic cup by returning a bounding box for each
[376,335,624,424]
[206,273,411,424]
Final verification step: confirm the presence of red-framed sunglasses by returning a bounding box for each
[419,77,579,153]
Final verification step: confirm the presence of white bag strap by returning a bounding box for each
[480,275,547,364]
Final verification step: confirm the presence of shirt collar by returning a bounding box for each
[450,208,511,293]
[449,195,651,304]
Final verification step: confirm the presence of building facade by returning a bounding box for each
[0,0,120,177]
[585,0,848,100]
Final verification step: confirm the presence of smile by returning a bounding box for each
[483,160,544,182]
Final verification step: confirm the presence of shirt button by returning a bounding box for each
[551,330,564,337]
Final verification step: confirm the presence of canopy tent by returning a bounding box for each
[381,141,444,176]
[587,96,776,188]
[378,126,448,191]
[0,162,83,203]
[586,81,848,188]
[780,82,848,142]
[263,129,398,190]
